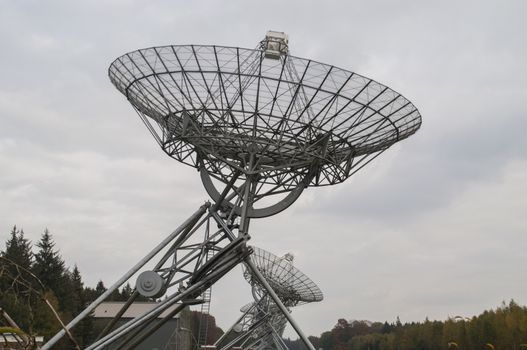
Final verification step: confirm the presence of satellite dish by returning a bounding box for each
[108,31,421,218]
[217,245,323,350]
[243,246,323,306]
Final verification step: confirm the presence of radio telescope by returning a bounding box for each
[242,247,323,307]
[42,31,421,350]
[215,246,323,350]
[214,247,323,350]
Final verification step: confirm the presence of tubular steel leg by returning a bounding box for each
[97,209,205,340]
[217,316,269,350]
[87,283,204,349]
[213,307,249,346]
[88,244,247,350]
[115,297,202,350]
[89,270,216,349]
[41,203,210,350]
[272,328,290,350]
[114,303,187,350]
[244,257,316,350]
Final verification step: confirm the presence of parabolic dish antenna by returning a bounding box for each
[243,246,323,307]
[217,246,322,350]
[108,31,421,218]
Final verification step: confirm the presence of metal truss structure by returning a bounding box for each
[243,247,323,307]
[218,299,288,350]
[108,31,421,218]
[42,31,421,350]
[215,247,323,350]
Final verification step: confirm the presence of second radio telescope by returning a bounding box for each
[243,246,323,307]
[216,246,323,350]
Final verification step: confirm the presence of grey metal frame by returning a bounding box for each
[43,33,421,350]
[108,38,422,218]
[216,246,323,350]
[42,192,317,350]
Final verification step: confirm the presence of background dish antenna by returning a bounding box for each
[216,246,323,350]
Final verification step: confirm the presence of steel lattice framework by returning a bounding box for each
[243,246,323,307]
[216,246,322,350]
[108,42,421,206]
[230,299,288,350]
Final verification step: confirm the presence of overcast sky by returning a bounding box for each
[1,0,527,340]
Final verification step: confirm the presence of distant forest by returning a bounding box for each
[2,226,527,350]
[285,304,527,350]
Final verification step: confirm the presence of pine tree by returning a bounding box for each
[33,228,66,292]
[33,228,74,314]
[121,282,133,300]
[3,226,33,270]
[71,265,94,346]
[95,280,107,297]
[0,226,35,334]
[1,226,33,296]
[71,265,85,311]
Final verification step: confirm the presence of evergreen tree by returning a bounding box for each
[0,226,35,336]
[71,265,85,310]
[95,280,107,297]
[71,265,94,346]
[121,282,133,300]
[3,226,33,270]
[32,228,76,315]
[1,226,33,296]
[31,291,62,342]
[33,228,65,294]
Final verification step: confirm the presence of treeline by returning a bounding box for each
[289,301,527,350]
[0,226,140,349]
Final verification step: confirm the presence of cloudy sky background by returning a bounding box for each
[1,0,526,339]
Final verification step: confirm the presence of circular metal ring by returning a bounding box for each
[136,270,166,298]
[200,168,306,218]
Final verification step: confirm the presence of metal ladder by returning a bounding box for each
[197,248,214,348]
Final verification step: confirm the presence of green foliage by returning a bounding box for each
[0,226,98,349]
[31,291,62,340]
[33,229,65,294]
[3,226,33,270]
[0,292,33,332]
[310,301,527,350]
[3,225,527,350]
[0,224,167,348]
[0,326,27,336]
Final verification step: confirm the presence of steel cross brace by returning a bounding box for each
[42,201,316,350]
[215,293,288,350]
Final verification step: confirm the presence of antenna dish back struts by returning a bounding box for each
[108,33,421,218]
[42,32,421,350]
[243,246,323,307]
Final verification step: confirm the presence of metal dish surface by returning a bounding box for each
[109,44,421,192]
[243,246,323,306]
